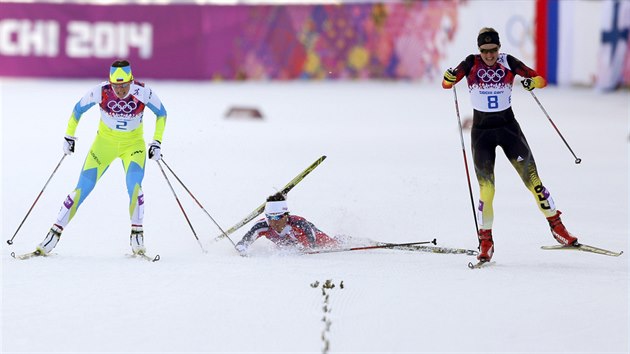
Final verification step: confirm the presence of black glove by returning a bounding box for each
[443,68,456,84]
[63,135,77,155]
[521,78,535,91]
[148,140,162,161]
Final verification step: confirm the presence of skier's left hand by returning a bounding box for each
[63,135,77,155]
[521,78,535,91]
[521,76,546,91]
[148,140,162,161]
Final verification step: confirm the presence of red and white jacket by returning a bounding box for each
[236,215,337,252]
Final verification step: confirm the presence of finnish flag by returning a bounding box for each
[596,0,630,91]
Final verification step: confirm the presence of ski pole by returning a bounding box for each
[7,154,67,245]
[453,86,480,236]
[156,160,206,253]
[160,158,236,247]
[303,239,437,255]
[529,90,582,164]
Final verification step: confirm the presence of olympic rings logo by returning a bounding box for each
[107,100,138,114]
[477,69,505,83]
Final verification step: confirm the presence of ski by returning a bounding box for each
[127,253,161,262]
[468,260,495,269]
[213,155,327,242]
[379,243,478,256]
[541,243,623,257]
[10,250,47,260]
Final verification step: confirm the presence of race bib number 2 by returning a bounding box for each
[116,120,128,130]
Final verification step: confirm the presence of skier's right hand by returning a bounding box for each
[235,243,248,257]
[63,135,77,155]
[442,68,457,89]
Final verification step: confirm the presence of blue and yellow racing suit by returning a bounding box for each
[53,81,166,230]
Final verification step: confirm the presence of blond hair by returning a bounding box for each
[479,27,498,35]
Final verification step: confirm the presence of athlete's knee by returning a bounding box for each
[76,167,99,196]
[125,164,145,194]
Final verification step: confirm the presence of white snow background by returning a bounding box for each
[1,79,628,353]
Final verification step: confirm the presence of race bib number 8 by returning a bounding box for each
[487,95,498,109]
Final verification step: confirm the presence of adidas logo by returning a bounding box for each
[517,156,524,162]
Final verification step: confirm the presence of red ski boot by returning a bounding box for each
[477,229,494,261]
[546,210,578,246]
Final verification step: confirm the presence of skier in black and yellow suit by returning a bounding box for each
[442,27,579,262]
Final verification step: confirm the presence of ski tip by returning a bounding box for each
[468,260,494,269]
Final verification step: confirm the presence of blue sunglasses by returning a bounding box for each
[266,214,286,221]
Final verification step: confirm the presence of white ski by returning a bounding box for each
[10,250,47,260]
[541,243,623,257]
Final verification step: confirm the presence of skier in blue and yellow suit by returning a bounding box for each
[36,60,166,256]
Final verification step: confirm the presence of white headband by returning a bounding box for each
[264,200,289,216]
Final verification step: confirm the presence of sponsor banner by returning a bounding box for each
[0,3,205,79]
[0,2,459,80]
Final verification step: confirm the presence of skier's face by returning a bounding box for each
[112,82,131,99]
[479,45,499,66]
[267,214,288,233]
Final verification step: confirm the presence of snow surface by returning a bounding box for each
[1,79,628,353]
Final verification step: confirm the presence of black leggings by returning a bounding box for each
[471,117,556,229]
